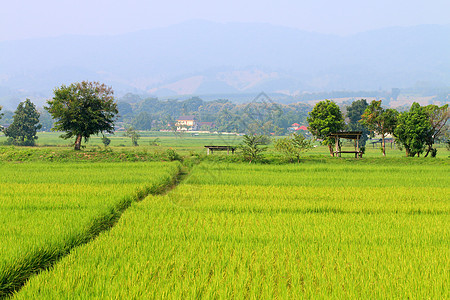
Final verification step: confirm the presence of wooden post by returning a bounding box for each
[207,148,210,155]
[227,147,230,155]
[356,135,360,158]
[335,136,339,157]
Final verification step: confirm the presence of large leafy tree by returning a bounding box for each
[346,99,369,147]
[4,99,41,146]
[307,100,344,156]
[360,100,398,156]
[423,104,449,157]
[394,102,433,157]
[46,81,118,150]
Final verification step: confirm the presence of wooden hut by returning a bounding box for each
[328,131,363,158]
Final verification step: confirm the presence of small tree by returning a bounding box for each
[275,132,313,163]
[124,127,140,146]
[307,100,344,156]
[240,134,270,163]
[4,99,41,146]
[101,135,111,148]
[46,81,118,150]
[346,99,369,147]
[360,100,398,156]
[394,103,433,157]
[423,104,449,157]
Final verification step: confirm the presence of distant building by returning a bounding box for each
[176,115,197,131]
[296,125,308,131]
[288,123,308,132]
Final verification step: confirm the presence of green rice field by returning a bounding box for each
[13,159,449,298]
[0,161,181,297]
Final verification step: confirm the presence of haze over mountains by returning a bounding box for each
[0,20,449,109]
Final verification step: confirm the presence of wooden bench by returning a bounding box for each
[204,146,236,155]
[333,151,363,158]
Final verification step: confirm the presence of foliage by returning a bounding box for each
[275,132,313,162]
[4,99,41,146]
[360,100,398,156]
[346,99,369,146]
[394,102,433,157]
[240,134,270,163]
[0,147,183,162]
[132,111,152,130]
[46,81,118,150]
[423,104,449,157]
[243,100,284,135]
[149,138,160,146]
[165,148,182,161]
[123,127,140,146]
[117,101,133,121]
[307,100,344,156]
[0,109,13,127]
[101,135,111,148]
[37,109,54,132]
[116,94,311,133]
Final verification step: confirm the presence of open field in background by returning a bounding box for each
[0,131,449,158]
[0,161,181,296]
[16,160,449,298]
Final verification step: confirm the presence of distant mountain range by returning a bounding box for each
[0,20,449,109]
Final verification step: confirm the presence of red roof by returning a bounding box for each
[296,125,308,131]
[292,123,300,126]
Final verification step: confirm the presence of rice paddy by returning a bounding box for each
[0,161,181,297]
[12,159,449,299]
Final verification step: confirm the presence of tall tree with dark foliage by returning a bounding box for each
[4,99,41,146]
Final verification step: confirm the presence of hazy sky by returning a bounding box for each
[1,0,449,41]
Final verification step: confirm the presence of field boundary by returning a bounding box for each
[0,164,186,299]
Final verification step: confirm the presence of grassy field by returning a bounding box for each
[15,159,449,298]
[0,161,181,296]
[1,131,448,158]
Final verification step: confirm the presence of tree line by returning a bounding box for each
[241,98,448,163]
[307,99,449,157]
[1,81,448,156]
[117,93,311,134]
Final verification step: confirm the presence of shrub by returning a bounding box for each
[165,149,181,161]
